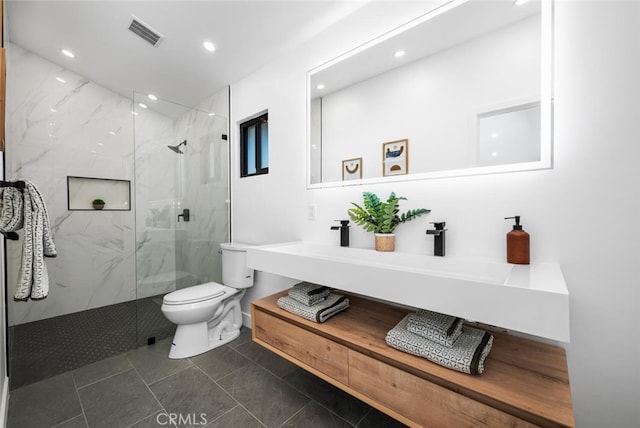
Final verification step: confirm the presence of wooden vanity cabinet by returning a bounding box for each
[252,290,574,427]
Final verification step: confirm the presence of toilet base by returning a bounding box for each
[167,291,244,359]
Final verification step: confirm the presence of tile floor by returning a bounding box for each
[7,327,407,428]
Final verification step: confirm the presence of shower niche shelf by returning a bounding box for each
[67,176,131,211]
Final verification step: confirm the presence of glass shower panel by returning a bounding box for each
[133,92,229,346]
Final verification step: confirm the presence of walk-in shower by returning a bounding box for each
[5,73,229,388]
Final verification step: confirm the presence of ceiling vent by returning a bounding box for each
[128,15,164,47]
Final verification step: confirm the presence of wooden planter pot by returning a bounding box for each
[374,233,395,252]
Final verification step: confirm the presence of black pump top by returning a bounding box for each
[335,220,350,227]
[505,216,523,231]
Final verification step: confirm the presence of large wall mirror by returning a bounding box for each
[307,0,553,188]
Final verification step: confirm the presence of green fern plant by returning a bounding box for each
[348,192,430,234]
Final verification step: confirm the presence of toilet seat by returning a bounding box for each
[163,282,225,305]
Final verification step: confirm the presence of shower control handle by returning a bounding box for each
[178,208,190,222]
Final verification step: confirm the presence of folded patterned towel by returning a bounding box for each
[288,282,331,306]
[277,293,349,323]
[386,314,493,375]
[406,309,464,347]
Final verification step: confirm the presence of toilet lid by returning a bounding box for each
[163,282,225,305]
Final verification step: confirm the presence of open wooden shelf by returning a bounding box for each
[252,289,574,427]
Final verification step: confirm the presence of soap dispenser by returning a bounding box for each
[504,216,530,265]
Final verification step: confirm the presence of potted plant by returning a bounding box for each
[92,198,105,210]
[348,192,430,252]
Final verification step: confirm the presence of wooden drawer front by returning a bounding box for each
[348,351,535,428]
[253,309,349,384]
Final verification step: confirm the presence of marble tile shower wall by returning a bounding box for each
[6,44,137,325]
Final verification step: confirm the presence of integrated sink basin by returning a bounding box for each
[247,241,570,342]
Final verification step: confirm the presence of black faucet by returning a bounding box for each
[331,220,350,247]
[426,221,447,256]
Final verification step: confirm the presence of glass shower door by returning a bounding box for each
[133,92,229,346]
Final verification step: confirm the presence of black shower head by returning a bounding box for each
[167,140,187,154]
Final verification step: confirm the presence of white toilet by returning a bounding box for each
[161,242,254,359]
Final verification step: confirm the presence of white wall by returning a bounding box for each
[231,1,640,426]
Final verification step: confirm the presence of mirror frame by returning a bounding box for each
[306,0,553,189]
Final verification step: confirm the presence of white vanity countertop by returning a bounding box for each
[247,241,570,342]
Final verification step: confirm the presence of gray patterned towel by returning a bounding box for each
[386,314,493,375]
[0,184,24,234]
[288,282,330,306]
[406,309,464,347]
[277,293,349,323]
[12,180,57,301]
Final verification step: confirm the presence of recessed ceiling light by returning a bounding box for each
[491,152,498,157]
[131,111,139,116]
[513,0,529,5]
[148,94,157,101]
[393,50,406,58]
[50,108,57,113]
[108,131,116,135]
[138,103,148,109]
[61,49,76,59]
[208,112,215,117]
[55,77,66,84]
[203,41,216,52]
[316,84,325,90]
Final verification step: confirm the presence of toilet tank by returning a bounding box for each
[220,242,254,289]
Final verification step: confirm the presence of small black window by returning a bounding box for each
[240,113,268,177]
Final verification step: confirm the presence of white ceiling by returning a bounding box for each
[6,0,366,108]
